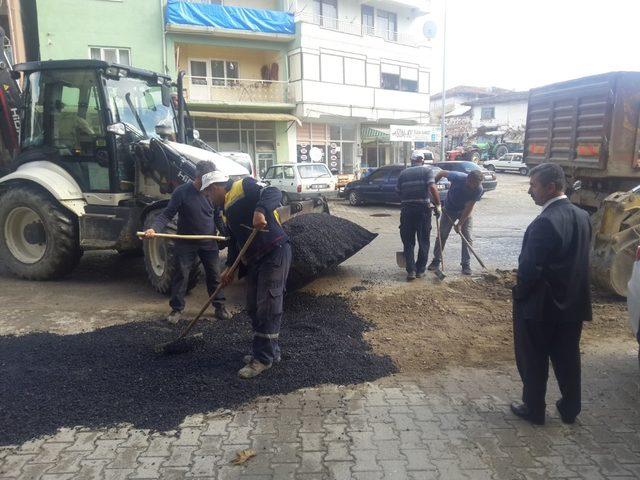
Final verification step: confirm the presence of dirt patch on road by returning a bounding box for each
[352,270,632,372]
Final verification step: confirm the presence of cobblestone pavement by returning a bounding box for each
[1,341,638,479]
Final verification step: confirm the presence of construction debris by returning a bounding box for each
[0,293,395,446]
[232,449,257,465]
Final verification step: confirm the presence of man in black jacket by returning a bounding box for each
[143,161,231,324]
[202,172,291,379]
[511,163,592,425]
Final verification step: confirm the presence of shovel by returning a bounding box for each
[137,231,228,241]
[155,228,259,355]
[444,213,487,270]
[433,212,446,280]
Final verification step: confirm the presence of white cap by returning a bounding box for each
[200,171,229,190]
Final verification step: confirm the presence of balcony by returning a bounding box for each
[294,12,428,47]
[165,1,295,41]
[184,76,293,108]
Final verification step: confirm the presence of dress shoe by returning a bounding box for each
[510,402,545,425]
[556,400,576,424]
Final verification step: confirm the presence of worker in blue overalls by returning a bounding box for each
[200,171,291,379]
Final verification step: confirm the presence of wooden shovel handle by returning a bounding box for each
[136,232,228,241]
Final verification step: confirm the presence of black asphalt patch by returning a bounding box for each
[0,293,395,446]
[284,213,377,290]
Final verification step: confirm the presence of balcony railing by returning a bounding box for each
[184,76,292,104]
[294,12,424,46]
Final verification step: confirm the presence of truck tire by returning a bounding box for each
[494,145,509,159]
[0,186,81,279]
[469,151,481,163]
[142,210,201,295]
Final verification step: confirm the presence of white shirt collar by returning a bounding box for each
[542,194,567,211]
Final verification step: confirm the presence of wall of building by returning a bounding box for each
[470,101,528,129]
[35,0,164,71]
[224,0,279,9]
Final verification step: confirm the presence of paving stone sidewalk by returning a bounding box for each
[1,342,638,480]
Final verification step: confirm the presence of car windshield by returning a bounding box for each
[298,164,331,179]
[104,75,175,139]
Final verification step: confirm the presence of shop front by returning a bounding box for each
[295,123,357,175]
[361,126,413,170]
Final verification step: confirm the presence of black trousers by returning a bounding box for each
[400,203,432,274]
[170,242,225,312]
[246,243,292,366]
[513,311,583,418]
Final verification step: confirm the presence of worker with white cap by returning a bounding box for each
[201,171,291,379]
[144,161,231,324]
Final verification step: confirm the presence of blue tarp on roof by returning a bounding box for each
[166,0,295,35]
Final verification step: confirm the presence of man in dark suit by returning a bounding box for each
[511,163,592,425]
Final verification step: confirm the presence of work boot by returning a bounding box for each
[406,272,416,281]
[166,310,182,325]
[427,261,439,271]
[415,271,424,278]
[238,359,271,379]
[244,354,281,365]
[461,266,472,276]
[214,305,232,320]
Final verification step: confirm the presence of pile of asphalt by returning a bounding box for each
[284,213,377,290]
[0,293,395,446]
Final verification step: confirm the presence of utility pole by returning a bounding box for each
[440,0,447,162]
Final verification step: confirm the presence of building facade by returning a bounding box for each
[11,0,433,176]
[466,91,528,130]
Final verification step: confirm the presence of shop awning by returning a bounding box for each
[361,126,390,142]
[188,111,302,126]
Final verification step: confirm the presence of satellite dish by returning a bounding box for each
[422,20,437,39]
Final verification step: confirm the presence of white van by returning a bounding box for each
[262,162,336,204]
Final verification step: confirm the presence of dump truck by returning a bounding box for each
[523,71,640,296]
[0,54,328,293]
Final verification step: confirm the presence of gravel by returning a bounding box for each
[0,293,396,446]
[284,213,377,290]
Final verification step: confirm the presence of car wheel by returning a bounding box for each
[485,164,495,172]
[281,192,290,206]
[519,167,529,175]
[348,191,362,206]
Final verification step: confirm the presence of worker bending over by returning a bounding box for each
[396,153,442,281]
[144,161,231,323]
[201,171,291,379]
[429,169,483,275]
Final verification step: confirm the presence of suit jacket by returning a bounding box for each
[513,198,592,323]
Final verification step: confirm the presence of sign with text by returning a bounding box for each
[390,124,441,142]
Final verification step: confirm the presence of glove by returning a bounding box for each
[434,205,442,219]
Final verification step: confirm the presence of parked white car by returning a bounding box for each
[261,162,336,204]
[484,153,529,175]
[412,149,435,164]
[627,244,640,357]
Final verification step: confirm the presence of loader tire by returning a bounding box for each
[0,186,81,279]
[142,210,200,295]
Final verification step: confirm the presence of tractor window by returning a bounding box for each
[22,69,111,192]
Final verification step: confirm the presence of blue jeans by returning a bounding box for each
[399,203,432,274]
[432,207,473,268]
[246,243,292,366]
[170,242,225,312]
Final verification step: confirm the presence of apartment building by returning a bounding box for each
[9,0,432,175]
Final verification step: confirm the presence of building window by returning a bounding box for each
[361,5,374,35]
[313,0,338,29]
[211,60,239,86]
[376,10,397,41]
[481,107,495,120]
[380,64,418,92]
[90,47,130,66]
[189,60,208,85]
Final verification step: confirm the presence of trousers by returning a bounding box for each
[432,207,473,268]
[399,203,432,274]
[246,243,292,365]
[170,242,225,312]
[513,309,583,419]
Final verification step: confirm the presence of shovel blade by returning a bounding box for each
[396,251,406,269]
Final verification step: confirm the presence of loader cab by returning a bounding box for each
[16,60,173,194]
